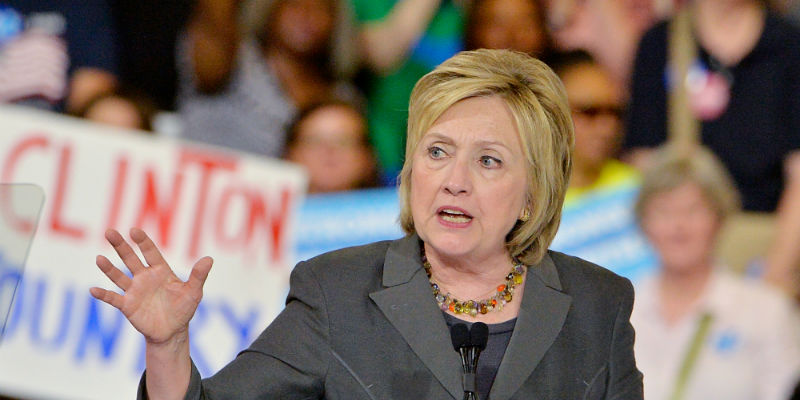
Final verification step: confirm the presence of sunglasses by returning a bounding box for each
[571,105,624,119]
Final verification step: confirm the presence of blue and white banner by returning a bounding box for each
[551,185,658,282]
[293,188,403,265]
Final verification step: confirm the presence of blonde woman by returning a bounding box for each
[631,147,800,400]
[92,49,642,399]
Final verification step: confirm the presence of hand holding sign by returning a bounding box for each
[90,228,213,345]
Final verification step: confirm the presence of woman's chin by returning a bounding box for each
[424,235,480,259]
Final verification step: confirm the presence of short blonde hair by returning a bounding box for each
[398,49,574,266]
[635,145,741,222]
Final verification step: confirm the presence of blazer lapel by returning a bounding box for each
[489,253,572,400]
[369,235,463,400]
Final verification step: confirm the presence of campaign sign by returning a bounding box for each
[0,105,307,400]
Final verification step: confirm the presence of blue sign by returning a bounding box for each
[551,184,657,282]
[293,188,404,264]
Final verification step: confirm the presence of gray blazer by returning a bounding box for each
[143,235,642,399]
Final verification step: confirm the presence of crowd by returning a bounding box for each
[2,0,800,399]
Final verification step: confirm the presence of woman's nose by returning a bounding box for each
[443,157,472,196]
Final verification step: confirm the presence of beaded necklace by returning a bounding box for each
[422,250,526,317]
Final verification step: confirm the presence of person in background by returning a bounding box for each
[464,0,550,57]
[76,88,158,132]
[631,147,800,400]
[546,50,655,283]
[625,0,800,295]
[549,50,637,203]
[285,101,378,193]
[350,0,465,183]
[0,0,117,114]
[179,0,358,159]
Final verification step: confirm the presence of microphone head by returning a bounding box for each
[450,323,469,351]
[469,322,489,350]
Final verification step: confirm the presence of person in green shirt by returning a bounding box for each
[350,0,465,182]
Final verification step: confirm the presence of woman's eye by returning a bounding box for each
[428,146,446,159]
[480,155,502,168]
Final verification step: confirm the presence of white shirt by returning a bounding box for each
[631,269,800,400]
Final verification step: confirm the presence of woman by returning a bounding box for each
[464,0,550,57]
[631,147,800,400]
[549,50,634,202]
[546,50,654,281]
[91,49,642,399]
[626,0,800,212]
[624,0,800,294]
[284,101,379,193]
[178,0,357,158]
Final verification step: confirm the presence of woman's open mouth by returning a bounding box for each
[437,207,473,224]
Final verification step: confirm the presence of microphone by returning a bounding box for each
[450,322,488,400]
[450,323,470,350]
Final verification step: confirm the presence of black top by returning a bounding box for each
[625,13,800,211]
[443,312,517,400]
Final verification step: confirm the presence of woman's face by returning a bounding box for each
[269,0,335,57]
[641,182,721,274]
[561,63,623,172]
[410,95,528,261]
[287,105,373,193]
[470,0,547,56]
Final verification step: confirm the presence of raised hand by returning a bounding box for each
[90,228,213,345]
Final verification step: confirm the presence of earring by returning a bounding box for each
[519,208,530,222]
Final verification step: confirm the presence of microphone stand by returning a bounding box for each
[459,345,479,400]
[451,323,488,400]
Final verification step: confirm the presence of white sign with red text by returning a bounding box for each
[0,105,307,400]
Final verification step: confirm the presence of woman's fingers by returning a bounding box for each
[130,228,169,270]
[89,287,125,310]
[188,256,213,293]
[105,228,146,274]
[96,255,132,291]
